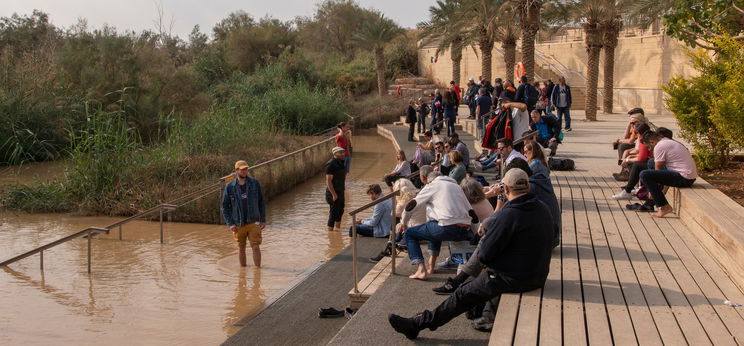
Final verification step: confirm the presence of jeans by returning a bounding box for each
[537,136,558,156]
[445,116,456,137]
[556,106,571,129]
[343,156,351,173]
[325,190,345,228]
[623,161,648,193]
[408,122,416,141]
[404,221,472,265]
[481,153,499,170]
[417,113,427,133]
[640,169,695,207]
[349,224,375,237]
[468,103,476,117]
[545,103,554,117]
[431,113,442,133]
[418,272,542,330]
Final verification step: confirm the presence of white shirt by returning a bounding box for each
[505,149,528,166]
[402,176,472,226]
[511,108,530,139]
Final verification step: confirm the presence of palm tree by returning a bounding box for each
[552,0,613,121]
[460,0,506,81]
[354,14,404,97]
[419,0,469,84]
[517,0,543,80]
[493,6,521,81]
[601,13,622,113]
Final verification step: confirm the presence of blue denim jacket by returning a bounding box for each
[362,195,393,238]
[221,177,266,227]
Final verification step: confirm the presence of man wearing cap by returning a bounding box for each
[389,168,554,339]
[326,147,347,232]
[221,160,266,267]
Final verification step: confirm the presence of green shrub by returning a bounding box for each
[662,35,743,169]
[1,182,71,212]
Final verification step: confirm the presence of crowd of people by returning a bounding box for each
[610,108,698,218]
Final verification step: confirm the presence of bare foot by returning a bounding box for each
[426,268,436,275]
[408,271,428,280]
[653,205,673,218]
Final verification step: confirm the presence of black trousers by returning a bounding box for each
[417,113,427,133]
[408,122,416,141]
[419,272,541,330]
[325,190,345,228]
[384,174,405,187]
[623,161,648,193]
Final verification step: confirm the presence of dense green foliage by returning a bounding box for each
[663,36,744,170]
[0,2,417,215]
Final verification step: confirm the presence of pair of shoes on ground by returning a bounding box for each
[626,202,655,212]
[435,257,458,270]
[319,307,357,318]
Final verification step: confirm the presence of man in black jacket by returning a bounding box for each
[388,168,554,340]
[406,99,417,141]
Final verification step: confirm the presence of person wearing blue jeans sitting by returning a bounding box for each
[401,172,475,280]
[639,131,697,218]
[348,184,393,237]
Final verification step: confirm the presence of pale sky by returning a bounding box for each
[0,0,435,39]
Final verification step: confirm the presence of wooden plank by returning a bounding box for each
[583,174,664,346]
[589,171,688,345]
[538,175,564,345]
[513,289,542,345]
[489,293,521,346]
[565,172,613,345]
[575,172,640,345]
[556,174,588,346]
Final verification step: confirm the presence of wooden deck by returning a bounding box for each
[488,113,744,345]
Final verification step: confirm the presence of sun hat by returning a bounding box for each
[332,147,345,154]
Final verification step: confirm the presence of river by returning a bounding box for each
[0,129,396,345]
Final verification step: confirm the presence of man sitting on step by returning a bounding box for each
[388,168,554,340]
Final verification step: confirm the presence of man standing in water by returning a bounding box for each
[326,147,347,232]
[221,160,266,267]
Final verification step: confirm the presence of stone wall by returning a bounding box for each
[418,34,698,114]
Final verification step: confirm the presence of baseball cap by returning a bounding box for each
[234,160,249,170]
[332,147,345,154]
[469,77,475,81]
[501,168,530,193]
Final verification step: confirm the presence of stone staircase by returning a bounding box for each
[387,77,440,99]
[534,63,589,110]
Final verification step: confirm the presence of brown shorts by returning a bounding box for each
[233,223,262,247]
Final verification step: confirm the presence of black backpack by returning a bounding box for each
[548,158,575,171]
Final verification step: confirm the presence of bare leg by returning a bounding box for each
[252,245,261,267]
[653,204,673,218]
[409,263,428,280]
[333,221,341,232]
[238,244,247,267]
[327,227,334,232]
[427,255,437,274]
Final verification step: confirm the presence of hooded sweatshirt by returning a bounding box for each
[529,173,561,248]
[478,192,553,285]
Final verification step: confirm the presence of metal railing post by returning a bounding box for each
[159,207,164,244]
[118,225,122,240]
[39,251,43,271]
[390,197,397,275]
[87,230,92,274]
[352,215,359,294]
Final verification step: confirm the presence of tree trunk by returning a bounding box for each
[602,43,616,114]
[480,34,494,82]
[520,0,541,81]
[584,23,602,121]
[602,22,621,114]
[451,45,462,85]
[374,46,385,98]
[503,41,517,83]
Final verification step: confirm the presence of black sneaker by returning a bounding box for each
[388,314,421,340]
[318,307,344,318]
[432,278,459,295]
[369,252,386,263]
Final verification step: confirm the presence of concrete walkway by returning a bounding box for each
[222,237,385,346]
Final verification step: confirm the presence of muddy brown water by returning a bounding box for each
[0,129,396,345]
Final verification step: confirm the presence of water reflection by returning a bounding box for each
[0,129,395,345]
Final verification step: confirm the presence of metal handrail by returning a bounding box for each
[0,227,109,273]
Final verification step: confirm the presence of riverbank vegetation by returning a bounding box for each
[0,1,418,216]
